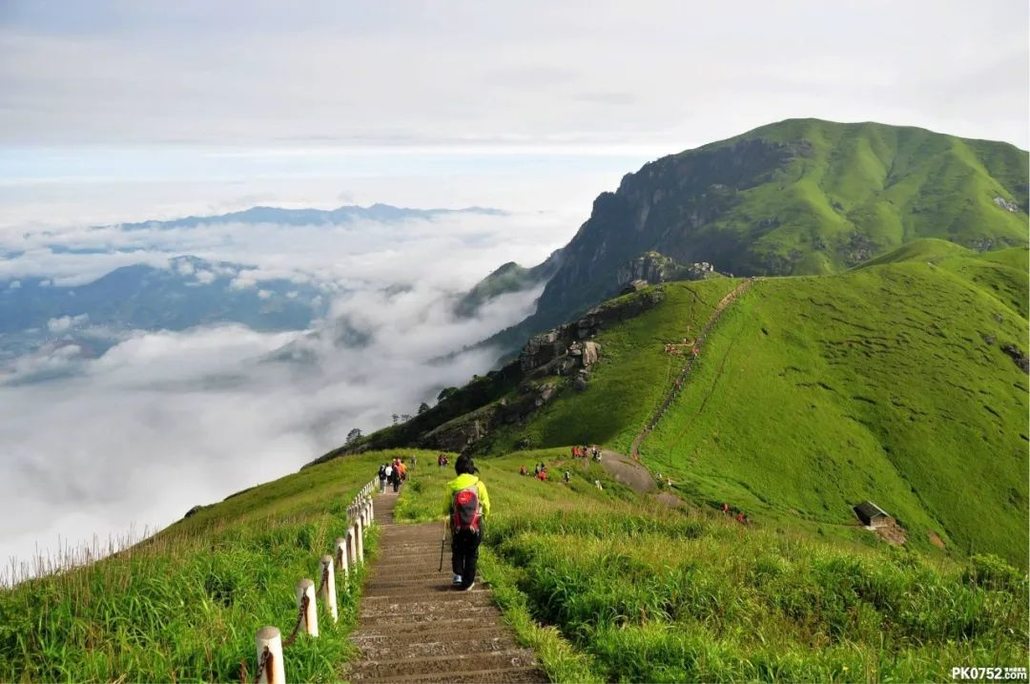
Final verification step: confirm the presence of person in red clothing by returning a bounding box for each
[536,468,547,481]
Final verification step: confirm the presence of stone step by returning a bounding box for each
[347,649,538,680]
[352,623,511,643]
[360,593,496,615]
[359,606,501,628]
[372,666,549,683]
[365,577,466,590]
[353,634,519,660]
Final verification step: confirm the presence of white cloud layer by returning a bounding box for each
[0,209,560,575]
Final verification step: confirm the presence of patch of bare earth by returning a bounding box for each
[928,531,946,549]
[874,519,908,546]
[345,491,548,683]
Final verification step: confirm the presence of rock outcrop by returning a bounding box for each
[415,286,665,452]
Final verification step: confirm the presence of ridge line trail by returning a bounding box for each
[630,278,756,461]
[344,490,548,683]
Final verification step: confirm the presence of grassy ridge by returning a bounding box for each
[0,449,430,682]
[397,453,1028,682]
[724,120,1029,272]
[483,279,740,454]
[645,249,1028,565]
[524,119,1028,338]
[475,246,1028,567]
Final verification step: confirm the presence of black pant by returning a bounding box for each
[451,528,481,588]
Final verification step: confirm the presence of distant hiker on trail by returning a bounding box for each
[519,465,527,476]
[722,502,730,515]
[444,454,490,591]
[536,468,547,481]
[389,462,401,492]
[378,464,388,493]
[411,455,417,469]
[563,470,570,484]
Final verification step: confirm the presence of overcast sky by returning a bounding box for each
[2,2,1028,155]
[1,0,1027,578]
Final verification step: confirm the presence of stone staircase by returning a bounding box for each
[345,493,548,683]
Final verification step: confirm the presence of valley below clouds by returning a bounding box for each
[0,205,568,576]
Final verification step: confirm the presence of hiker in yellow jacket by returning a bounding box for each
[442,454,490,590]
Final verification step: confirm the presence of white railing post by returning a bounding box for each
[255,626,286,684]
[347,526,357,568]
[335,536,349,580]
[354,518,364,564]
[296,579,319,638]
[320,555,338,623]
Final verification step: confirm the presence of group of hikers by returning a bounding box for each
[721,502,750,525]
[373,452,489,590]
[377,457,410,493]
[570,444,602,461]
[518,462,551,481]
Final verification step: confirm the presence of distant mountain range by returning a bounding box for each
[0,255,329,370]
[116,203,505,230]
[1,203,509,373]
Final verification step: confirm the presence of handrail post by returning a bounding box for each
[255,627,286,684]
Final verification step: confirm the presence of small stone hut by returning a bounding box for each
[853,501,891,528]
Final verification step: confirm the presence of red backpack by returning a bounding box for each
[451,484,481,534]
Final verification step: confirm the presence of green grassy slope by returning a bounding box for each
[0,449,433,682]
[477,247,1028,567]
[523,119,1028,337]
[397,453,1029,683]
[483,279,740,453]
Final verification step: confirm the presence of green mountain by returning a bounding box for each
[335,241,1029,567]
[502,118,1027,341]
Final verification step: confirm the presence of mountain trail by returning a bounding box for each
[344,490,548,683]
[630,278,756,461]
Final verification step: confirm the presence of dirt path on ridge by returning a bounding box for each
[630,278,755,461]
[598,449,656,492]
[344,490,548,683]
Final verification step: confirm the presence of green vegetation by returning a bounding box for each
[483,279,739,453]
[397,453,1029,682]
[518,118,1028,337]
[0,450,430,682]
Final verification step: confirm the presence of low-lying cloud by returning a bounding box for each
[0,208,568,577]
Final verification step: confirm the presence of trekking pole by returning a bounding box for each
[438,517,447,572]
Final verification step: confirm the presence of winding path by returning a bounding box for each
[344,491,548,683]
[630,278,756,460]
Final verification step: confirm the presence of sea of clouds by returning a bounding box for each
[0,204,574,577]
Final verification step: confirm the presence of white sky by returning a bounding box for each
[1,1,1027,162]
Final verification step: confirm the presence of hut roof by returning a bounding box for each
[853,501,889,522]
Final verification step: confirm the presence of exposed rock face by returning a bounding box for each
[420,287,664,452]
[582,341,600,367]
[1002,344,1029,374]
[617,251,681,286]
[994,196,1020,212]
[616,251,716,289]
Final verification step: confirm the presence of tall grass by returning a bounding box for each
[0,449,426,681]
[399,452,1029,682]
